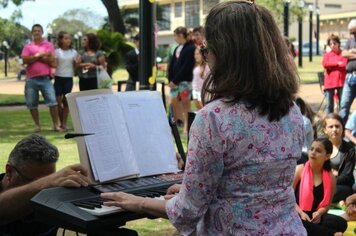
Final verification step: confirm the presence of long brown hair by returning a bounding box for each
[202,1,299,121]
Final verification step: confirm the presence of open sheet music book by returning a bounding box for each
[66,90,180,183]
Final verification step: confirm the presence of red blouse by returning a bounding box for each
[322,50,347,89]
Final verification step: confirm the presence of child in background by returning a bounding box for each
[192,47,210,110]
[54,31,77,131]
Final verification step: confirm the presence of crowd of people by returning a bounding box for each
[21,24,107,132]
[3,0,356,235]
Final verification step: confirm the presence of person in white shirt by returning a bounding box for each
[54,31,77,131]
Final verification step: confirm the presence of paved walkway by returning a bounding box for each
[1,77,355,113]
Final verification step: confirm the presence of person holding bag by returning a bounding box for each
[75,33,106,91]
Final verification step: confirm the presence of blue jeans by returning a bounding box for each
[325,87,342,114]
[25,76,57,109]
[339,75,356,123]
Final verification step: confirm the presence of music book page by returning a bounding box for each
[116,91,179,177]
[75,91,179,183]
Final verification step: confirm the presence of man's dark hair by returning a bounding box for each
[31,24,43,33]
[8,134,59,171]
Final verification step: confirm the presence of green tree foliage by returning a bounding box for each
[0,17,30,56]
[257,0,305,26]
[96,29,132,75]
[59,8,104,29]
[51,18,93,37]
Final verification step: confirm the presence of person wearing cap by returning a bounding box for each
[125,34,140,91]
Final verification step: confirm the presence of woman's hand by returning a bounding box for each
[332,169,338,177]
[299,211,311,222]
[101,192,145,213]
[169,81,178,88]
[311,211,322,224]
[164,184,181,200]
[346,204,356,215]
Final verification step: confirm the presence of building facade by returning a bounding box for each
[120,0,356,47]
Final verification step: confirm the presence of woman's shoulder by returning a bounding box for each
[341,139,355,152]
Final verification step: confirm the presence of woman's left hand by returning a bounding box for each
[311,211,322,224]
[101,192,145,213]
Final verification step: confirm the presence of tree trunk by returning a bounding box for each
[101,0,126,34]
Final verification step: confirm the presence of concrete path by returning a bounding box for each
[1,77,355,114]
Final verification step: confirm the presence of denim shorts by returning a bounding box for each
[170,81,192,99]
[25,76,57,109]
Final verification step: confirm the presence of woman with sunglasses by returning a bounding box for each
[101,1,307,235]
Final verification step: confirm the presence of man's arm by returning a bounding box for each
[22,53,42,66]
[342,48,356,60]
[0,164,89,225]
[345,129,356,145]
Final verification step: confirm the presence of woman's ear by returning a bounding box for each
[325,153,331,160]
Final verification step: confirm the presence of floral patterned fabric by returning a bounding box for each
[166,99,307,236]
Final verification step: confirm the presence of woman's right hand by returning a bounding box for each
[164,184,182,200]
[299,211,311,222]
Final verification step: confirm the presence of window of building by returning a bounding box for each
[203,0,219,14]
[157,4,171,31]
[175,2,182,17]
[324,4,341,9]
[185,0,200,28]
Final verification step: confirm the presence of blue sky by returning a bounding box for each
[0,0,108,31]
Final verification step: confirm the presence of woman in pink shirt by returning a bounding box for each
[322,35,348,114]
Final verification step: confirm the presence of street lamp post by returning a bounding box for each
[316,7,320,55]
[46,26,53,42]
[2,41,9,78]
[283,0,291,37]
[308,4,313,62]
[74,33,79,51]
[298,0,305,68]
[139,0,155,90]
[77,31,82,50]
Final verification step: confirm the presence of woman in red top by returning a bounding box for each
[322,35,348,114]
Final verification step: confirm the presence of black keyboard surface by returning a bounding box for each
[30,173,183,233]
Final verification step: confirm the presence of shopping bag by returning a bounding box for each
[96,67,112,89]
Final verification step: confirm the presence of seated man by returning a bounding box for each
[0,134,89,236]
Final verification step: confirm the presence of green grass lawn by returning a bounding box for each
[0,56,322,235]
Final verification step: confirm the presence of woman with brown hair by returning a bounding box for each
[168,26,196,135]
[101,1,306,234]
[322,113,356,206]
[322,35,347,114]
[75,33,106,91]
[293,137,347,235]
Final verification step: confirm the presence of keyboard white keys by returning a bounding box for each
[79,205,124,216]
